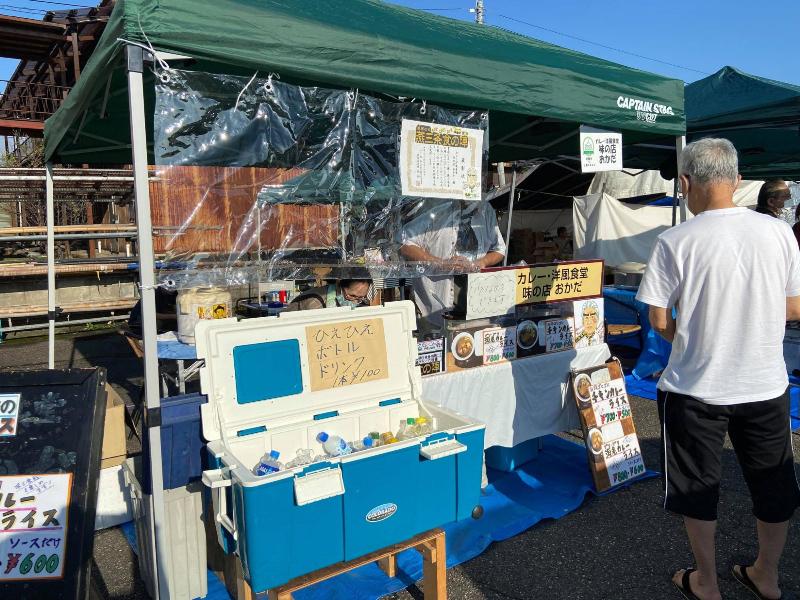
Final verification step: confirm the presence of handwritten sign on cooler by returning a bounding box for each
[306,318,389,392]
[0,473,71,581]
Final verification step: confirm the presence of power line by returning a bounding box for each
[417,7,467,11]
[10,0,93,7]
[0,4,49,14]
[497,13,709,76]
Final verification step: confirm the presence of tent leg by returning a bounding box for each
[672,135,686,226]
[46,162,55,369]
[503,168,517,266]
[677,135,687,223]
[126,44,170,600]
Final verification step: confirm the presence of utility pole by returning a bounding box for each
[474,0,485,24]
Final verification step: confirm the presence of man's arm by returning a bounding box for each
[475,251,504,269]
[399,243,438,263]
[649,306,676,342]
[788,295,800,321]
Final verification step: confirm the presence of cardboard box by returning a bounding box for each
[101,384,127,469]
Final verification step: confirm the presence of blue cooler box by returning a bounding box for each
[198,301,485,593]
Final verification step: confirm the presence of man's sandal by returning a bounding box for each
[673,568,702,600]
[732,565,784,600]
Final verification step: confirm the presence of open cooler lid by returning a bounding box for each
[195,301,421,441]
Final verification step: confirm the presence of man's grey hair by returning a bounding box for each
[678,138,739,186]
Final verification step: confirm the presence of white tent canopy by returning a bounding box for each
[586,169,763,206]
[572,184,766,268]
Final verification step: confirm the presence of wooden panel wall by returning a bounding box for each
[149,166,339,255]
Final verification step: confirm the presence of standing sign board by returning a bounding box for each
[399,119,484,200]
[571,359,645,492]
[0,369,107,600]
[579,126,623,173]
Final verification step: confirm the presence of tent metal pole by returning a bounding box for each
[677,135,687,223]
[671,135,686,226]
[46,162,55,369]
[126,44,170,600]
[503,168,517,266]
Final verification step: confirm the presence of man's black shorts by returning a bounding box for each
[657,388,800,522]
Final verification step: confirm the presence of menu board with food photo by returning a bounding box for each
[571,358,645,492]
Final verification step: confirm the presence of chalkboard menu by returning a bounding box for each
[0,369,107,600]
[571,359,645,492]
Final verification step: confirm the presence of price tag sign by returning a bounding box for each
[543,318,574,353]
[305,318,389,392]
[0,473,71,580]
[482,327,517,365]
[579,126,623,173]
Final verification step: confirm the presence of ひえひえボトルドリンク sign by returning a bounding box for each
[305,318,389,392]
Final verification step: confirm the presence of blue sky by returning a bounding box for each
[1,0,798,87]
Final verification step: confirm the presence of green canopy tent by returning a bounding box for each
[42,2,685,597]
[687,66,800,179]
[45,0,685,165]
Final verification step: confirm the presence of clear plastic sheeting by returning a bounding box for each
[151,69,491,288]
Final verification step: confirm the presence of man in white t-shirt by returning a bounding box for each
[637,138,800,600]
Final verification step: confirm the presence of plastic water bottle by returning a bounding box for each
[285,448,315,468]
[350,436,375,452]
[397,417,416,440]
[317,432,352,456]
[253,450,283,476]
[414,416,433,437]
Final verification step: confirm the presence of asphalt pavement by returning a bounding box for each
[1,330,798,600]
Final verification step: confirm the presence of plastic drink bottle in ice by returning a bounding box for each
[350,437,375,452]
[253,450,283,476]
[397,417,416,440]
[414,416,433,436]
[285,448,315,468]
[316,432,352,456]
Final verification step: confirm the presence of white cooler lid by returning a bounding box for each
[195,301,420,441]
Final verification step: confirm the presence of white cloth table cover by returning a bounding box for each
[422,344,611,448]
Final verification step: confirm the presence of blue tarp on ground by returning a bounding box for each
[122,436,655,600]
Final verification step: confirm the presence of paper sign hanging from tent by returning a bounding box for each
[305,318,389,391]
[0,473,71,581]
[400,119,484,200]
[579,126,623,173]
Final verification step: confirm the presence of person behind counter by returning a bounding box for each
[755,179,791,218]
[284,278,372,312]
[399,200,506,329]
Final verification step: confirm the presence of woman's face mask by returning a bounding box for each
[336,293,360,308]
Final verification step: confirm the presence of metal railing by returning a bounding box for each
[0,79,72,122]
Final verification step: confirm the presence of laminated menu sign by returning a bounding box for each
[416,338,446,377]
[0,473,71,580]
[399,119,484,200]
[579,126,623,173]
[306,318,389,391]
[542,318,574,353]
[571,359,645,492]
[0,394,20,437]
[482,327,517,365]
